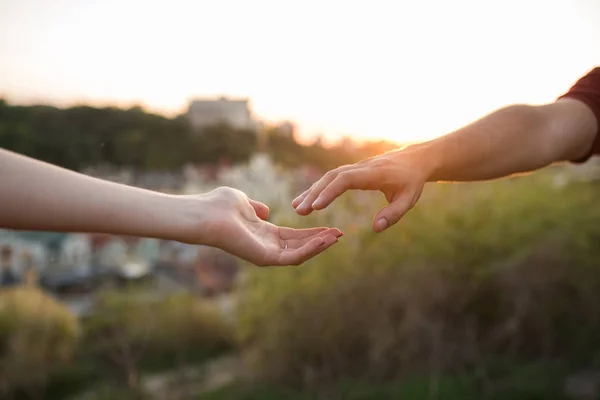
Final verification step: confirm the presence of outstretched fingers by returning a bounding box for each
[282,228,343,248]
[294,166,370,215]
[278,227,326,240]
[292,188,311,208]
[310,168,373,210]
[277,232,339,266]
[293,174,336,215]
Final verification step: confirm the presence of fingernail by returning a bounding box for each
[335,231,343,238]
[375,218,388,232]
[298,198,309,210]
[311,197,324,209]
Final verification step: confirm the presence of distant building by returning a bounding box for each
[90,234,159,280]
[187,97,255,131]
[159,241,200,267]
[0,231,49,280]
[0,245,20,287]
[0,230,95,289]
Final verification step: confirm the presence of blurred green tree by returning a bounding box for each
[0,99,400,173]
[0,287,80,399]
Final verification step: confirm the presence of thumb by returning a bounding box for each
[249,199,270,221]
[373,190,418,233]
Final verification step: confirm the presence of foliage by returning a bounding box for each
[0,102,192,171]
[193,123,258,165]
[44,360,101,400]
[83,290,233,389]
[0,288,233,399]
[0,99,398,173]
[0,286,79,399]
[139,293,234,370]
[237,168,600,397]
[83,290,155,389]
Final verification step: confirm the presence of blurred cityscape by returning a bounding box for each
[3,94,600,400]
[0,96,403,399]
[0,95,389,313]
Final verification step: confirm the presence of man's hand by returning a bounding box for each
[183,187,342,266]
[291,80,600,234]
[292,150,429,233]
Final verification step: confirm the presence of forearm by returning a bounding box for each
[410,102,596,182]
[0,149,195,239]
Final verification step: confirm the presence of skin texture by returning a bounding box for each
[0,148,342,267]
[293,98,598,233]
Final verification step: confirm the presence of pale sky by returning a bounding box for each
[0,0,599,144]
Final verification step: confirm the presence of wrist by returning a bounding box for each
[401,141,444,183]
[165,193,214,245]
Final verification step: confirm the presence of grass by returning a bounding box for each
[198,362,570,400]
[198,384,313,400]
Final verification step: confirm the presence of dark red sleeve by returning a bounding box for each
[557,67,600,162]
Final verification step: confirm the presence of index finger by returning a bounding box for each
[295,166,351,215]
[292,188,311,208]
[311,168,374,210]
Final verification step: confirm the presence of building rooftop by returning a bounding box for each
[1,230,69,250]
[189,96,249,104]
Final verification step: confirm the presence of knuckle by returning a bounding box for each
[370,158,386,168]
[323,169,338,180]
[330,175,349,192]
[379,160,394,170]
[337,171,350,181]
[370,159,382,168]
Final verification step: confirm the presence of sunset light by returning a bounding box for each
[1,0,599,144]
[2,1,600,397]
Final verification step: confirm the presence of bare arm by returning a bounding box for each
[293,99,598,232]
[0,148,187,238]
[0,149,341,266]
[418,99,598,182]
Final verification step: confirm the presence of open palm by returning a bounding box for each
[190,187,342,266]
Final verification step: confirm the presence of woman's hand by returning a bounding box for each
[180,187,342,267]
[292,149,428,233]
[0,149,341,266]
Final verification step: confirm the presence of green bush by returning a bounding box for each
[83,290,233,389]
[0,286,79,399]
[141,293,234,371]
[237,169,600,395]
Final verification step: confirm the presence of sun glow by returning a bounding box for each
[0,0,598,144]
